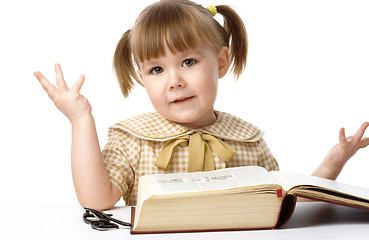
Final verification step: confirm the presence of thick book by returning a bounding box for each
[130,166,369,234]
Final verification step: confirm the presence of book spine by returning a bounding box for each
[274,194,297,229]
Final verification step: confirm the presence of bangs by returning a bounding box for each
[130,0,224,64]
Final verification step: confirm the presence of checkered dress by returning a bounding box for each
[102,111,279,206]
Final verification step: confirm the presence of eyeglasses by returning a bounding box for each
[83,207,132,231]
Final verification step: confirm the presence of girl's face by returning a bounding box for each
[138,45,229,129]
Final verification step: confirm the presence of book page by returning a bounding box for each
[271,171,369,200]
[147,166,279,195]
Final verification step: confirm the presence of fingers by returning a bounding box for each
[54,63,68,90]
[34,71,56,98]
[72,74,85,92]
[352,122,369,143]
[356,122,369,148]
[339,127,347,144]
[36,63,85,88]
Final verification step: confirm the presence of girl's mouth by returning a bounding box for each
[172,96,194,103]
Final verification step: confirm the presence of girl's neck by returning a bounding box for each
[176,110,217,129]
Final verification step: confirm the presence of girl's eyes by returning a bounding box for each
[150,59,196,75]
[151,67,164,75]
[182,59,196,67]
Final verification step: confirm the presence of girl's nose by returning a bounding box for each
[170,82,183,90]
[168,71,186,90]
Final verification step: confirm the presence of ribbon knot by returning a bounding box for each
[155,132,236,172]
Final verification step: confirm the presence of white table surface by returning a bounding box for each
[2,200,369,240]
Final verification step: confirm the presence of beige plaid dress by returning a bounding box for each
[102,111,279,206]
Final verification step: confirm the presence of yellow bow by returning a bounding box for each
[155,132,236,172]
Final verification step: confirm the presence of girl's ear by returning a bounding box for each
[217,46,230,79]
[137,69,144,86]
[137,69,142,80]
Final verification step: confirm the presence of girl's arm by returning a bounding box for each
[35,64,121,210]
[298,123,369,202]
[312,122,369,180]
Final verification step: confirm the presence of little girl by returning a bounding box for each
[34,0,369,210]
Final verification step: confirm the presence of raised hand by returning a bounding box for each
[35,64,121,209]
[35,63,91,123]
[334,122,369,163]
[313,122,369,180]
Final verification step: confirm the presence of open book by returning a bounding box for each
[130,166,369,234]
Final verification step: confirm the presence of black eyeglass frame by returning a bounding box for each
[83,207,132,231]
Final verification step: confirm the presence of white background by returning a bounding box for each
[1,0,368,206]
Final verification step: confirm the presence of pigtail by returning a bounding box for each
[113,29,142,98]
[216,5,248,79]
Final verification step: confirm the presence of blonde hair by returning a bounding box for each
[114,0,248,97]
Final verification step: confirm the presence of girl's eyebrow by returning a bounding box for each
[140,48,205,69]
[140,59,163,69]
[180,48,204,57]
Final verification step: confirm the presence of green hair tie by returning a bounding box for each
[206,5,217,17]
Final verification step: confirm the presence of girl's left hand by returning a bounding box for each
[314,122,369,180]
[333,122,369,164]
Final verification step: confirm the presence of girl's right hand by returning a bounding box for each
[35,63,91,124]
